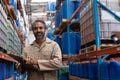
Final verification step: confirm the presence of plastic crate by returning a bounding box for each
[73,1,81,19]
[82,63,88,78]
[47,2,56,11]
[62,32,81,54]
[88,63,98,80]
[62,1,74,19]
[0,61,14,80]
[109,61,120,80]
[60,73,68,80]
[55,10,62,27]
[101,62,110,80]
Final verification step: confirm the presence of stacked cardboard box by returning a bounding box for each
[80,0,120,46]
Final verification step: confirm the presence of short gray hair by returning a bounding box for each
[32,20,46,30]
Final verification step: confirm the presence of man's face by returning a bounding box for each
[32,22,46,40]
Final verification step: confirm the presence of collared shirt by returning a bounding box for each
[22,38,62,80]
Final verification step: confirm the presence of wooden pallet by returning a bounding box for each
[62,54,78,58]
[80,44,117,54]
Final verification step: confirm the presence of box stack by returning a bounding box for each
[80,0,120,49]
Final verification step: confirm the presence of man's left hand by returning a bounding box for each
[26,57,38,65]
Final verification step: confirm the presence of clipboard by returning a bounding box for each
[8,54,39,71]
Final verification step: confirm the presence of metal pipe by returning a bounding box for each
[93,1,101,79]
[93,0,100,50]
[97,1,120,21]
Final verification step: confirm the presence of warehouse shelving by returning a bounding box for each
[55,0,120,80]
[2,0,26,46]
[0,51,18,80]
[54,19,80,35]
[0,0,27,79]
[68,45,120,61]
[54,19,69,35]
[54,0,89,80]
[0,52,17,63]
[56,0,120,59]
[54,0,88,38]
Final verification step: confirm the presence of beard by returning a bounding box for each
[35,32,45,40]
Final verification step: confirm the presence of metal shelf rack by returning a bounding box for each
[55,0,120,80]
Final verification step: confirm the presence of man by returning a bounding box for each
[22,20,62,80]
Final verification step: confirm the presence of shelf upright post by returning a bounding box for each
[93,0,100,49]
[66,0,71,57]
[93,0,101,80]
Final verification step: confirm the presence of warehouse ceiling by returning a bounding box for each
[25,0,56,29]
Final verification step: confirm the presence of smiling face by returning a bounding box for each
[32,21,46,40]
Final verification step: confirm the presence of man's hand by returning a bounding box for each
[26,57,38,65]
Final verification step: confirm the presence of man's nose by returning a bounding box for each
[37,28,41,32]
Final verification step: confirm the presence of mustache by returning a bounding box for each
[37,32,43,35]
[35,32,45,39]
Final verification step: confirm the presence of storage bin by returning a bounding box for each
[109,61,120,80]
[69,64,73,75]
[73,1,81,19]
[55,36,62,49]
[82,63,88,78]
[60,73,69,80]
[101,62,110,80]
[47,2,56,11]
[78,63,83,77]
[72,64,79,76]
[62,32,81,54]
[88,63,98,80]
[62,1,74,19]
[55,9,62,27]
[0,61,14,80]
[0,62,4,80]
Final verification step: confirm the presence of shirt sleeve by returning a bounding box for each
[21,47,40,70]
[38,43,62,71]
[21,48,27,59]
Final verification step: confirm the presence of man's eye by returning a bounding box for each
[33,27,37,29]
[33,27,43,30]
[33,27,38,30]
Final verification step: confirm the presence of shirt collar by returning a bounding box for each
[31,38,52,47]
